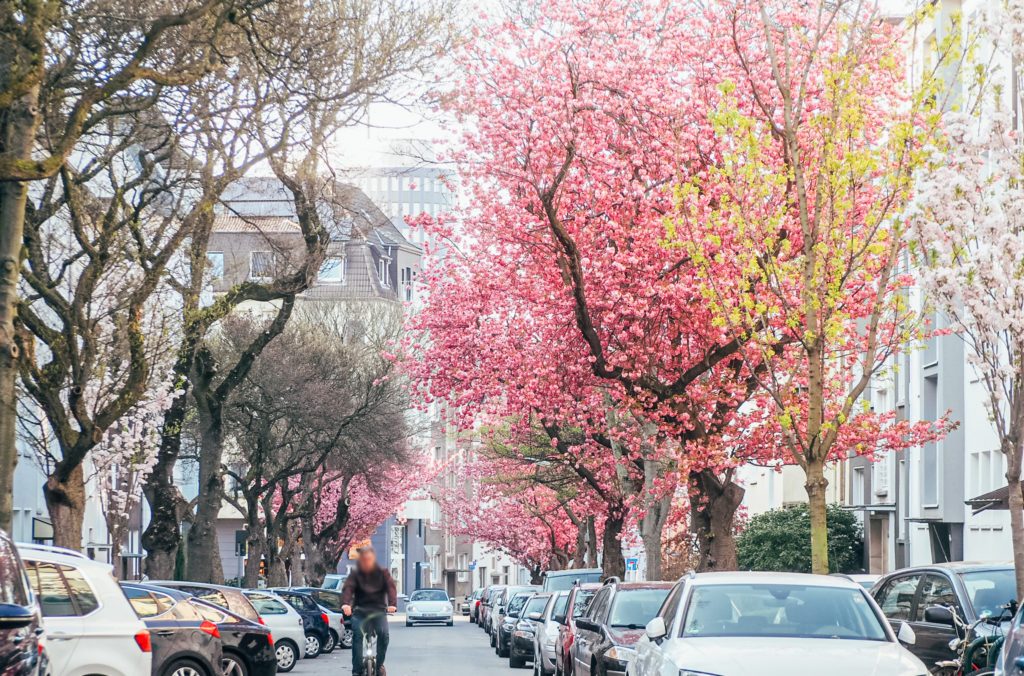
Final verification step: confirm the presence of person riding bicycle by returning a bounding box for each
[341,546,398,676]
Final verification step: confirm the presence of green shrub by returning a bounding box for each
[737,503,864,574]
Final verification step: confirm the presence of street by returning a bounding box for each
[301,615,510,676]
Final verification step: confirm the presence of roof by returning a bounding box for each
[545,568,602,577]
[122,582,193,600]
[883,561,1015,574]
[615,582,674,590]
[966,482,1023,513]
[687,571,863,589]
[211,214,300,234]
[149,580,245,593]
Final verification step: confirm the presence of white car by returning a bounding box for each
[17,543,152,676]
[628,571,929,676]
[243,590,306,672]
[406,588,454,626]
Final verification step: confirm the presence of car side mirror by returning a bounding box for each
[575,618,599,633]
[553,614,567,625]
[923,605,954,626]
[645,617,667,643]
[0,604,34,630]
[1014,656,1024,670]
[897,622,916,646]
[527,612,543,621]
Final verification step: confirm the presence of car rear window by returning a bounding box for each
[0,540,28,606]
[248,594,288,615]
[312,591,344,611]
[25,561,99,617]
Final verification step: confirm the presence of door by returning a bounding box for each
[575,588,610,676]
[24,561,96,675]
[873,574,924,663]
[910,574,961,670]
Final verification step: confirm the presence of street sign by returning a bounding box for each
[468,560,477,571]
[625,557,638,572]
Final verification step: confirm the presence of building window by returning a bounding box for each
[207,252,224,280]
[378,257,390,286]
[250,251,275,280]
[852,466,866,506]
[319,256,345,284]
[400,267,414,301]
[873,453,889,498]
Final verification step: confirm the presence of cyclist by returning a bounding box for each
[341,546,398,676]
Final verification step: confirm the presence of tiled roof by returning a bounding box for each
[211,215,301,233]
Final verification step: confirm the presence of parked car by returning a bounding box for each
[872,562,1017,671]
[556,583,600,676]
[243,590,306,672]
[534,591,569,676]
[542,569,603,592]
[269,588,331,658]
[570,579,671,676]
[996,599,1024,676]
[19,543,152,676]
[286,586,353,649]
[147,581,261,625]
[469,588,484,623]
[481,585,507,633]
[496,589,538,657]
[406,589,454,627]
[0,530,46,676]
[121,583,223,676]
[510,591,552,668]
[191,598,276,676]
[628,571,928,676]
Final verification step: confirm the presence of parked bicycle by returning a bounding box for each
[933,601,1015,676]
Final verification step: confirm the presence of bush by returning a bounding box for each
[737,503,864,574]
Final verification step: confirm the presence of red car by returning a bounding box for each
[555,583,599,676]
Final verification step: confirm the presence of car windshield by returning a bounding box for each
[608,588,671,628]
[572,590,595,618]
[552,593,569,618]
[682,584,888,642]
[507,593,531,616]
[545,571,602,591]
[961,570,1018,619]
[410,590,448,602]
[524,595,548,616]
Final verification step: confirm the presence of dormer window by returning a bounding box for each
[319,256,345,284]
[378,257,390,287]
[250,251,275,281]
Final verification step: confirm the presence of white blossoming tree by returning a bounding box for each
[910,3,1024,593]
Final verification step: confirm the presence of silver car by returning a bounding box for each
[405,589,454,626]
[534,591,570,675]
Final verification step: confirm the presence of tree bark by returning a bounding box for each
[1005,430,1024,599]
[690,469,743,571]
[805,459,830,574]
[185,400,226,582]
[601,506,626,579]
[0,86,40,532]
[143,394,189,579]
[44,464,86,549]
[586,516,598,567]
[640,492,672,581]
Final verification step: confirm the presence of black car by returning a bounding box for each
[872,562,1017,671]
[270,589,331,658]
[286,586,353,649]
[191,598,275,676]
[121,583,223,676]
[149,582,262,625]
[510,592,552,668]
[496,589,535,658]
[571,579,672,676]
[0,529,46,676]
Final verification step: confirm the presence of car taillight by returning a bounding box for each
[266,633,274,647]
[200,620,221,639]
[257,617,265,625]
[134,630,152,652]
[321,612,329,626]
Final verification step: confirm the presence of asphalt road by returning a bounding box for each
[296,614,516,676]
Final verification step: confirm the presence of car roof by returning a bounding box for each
[17,543,110,570]
[123,582,194,600]
[886,562,1014,574]
[688,571,863,589]
[150,580,243,593]
[615,582,674,590]
[545,568,602,577]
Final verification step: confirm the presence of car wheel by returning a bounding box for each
[304,631,322,657]
[510,651,525,669]
[490,631,496,648]
[162,658,206,676]
[221,653,248,676]
[447,620,454,627]
[341,626,354,649]
[323,630,337,653]
[275,640,299,673]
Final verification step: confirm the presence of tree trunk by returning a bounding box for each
[44,464,86,549]
[586,516,598,567]
[573,525,586,568]
[805,460,830,574]
[143,393,189,579]
[640,492,672,581]
[690,469,743,571]
[186,403,225,582]
[1006,432,1024,599]
[0,87,39,533]
[601,506,626,579]
[244,534,264,588]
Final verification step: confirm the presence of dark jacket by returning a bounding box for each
[340,565,398,611]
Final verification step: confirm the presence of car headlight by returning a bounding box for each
[514,629,535,639]
[606,646,636,662]
[407,605,417,613]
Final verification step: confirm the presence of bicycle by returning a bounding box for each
[349,607,395,676]
[933,602,1015,676]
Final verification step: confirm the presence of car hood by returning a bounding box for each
[662,637,928,676]
[408,601,450,611]
[607,627,645,647]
